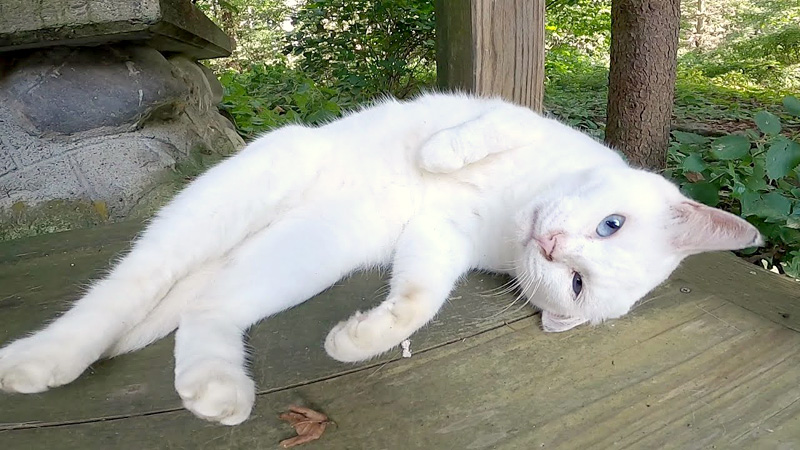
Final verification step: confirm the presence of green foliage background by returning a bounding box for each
[196,0,800,279]
[285,0,436,99]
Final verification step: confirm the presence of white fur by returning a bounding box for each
[0,93,761,425]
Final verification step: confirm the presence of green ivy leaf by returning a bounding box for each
[711,135,751,160]
[740,191,762,217]
[681,182,720,207]
[732,181,747,197]
[672,131,709,146]
[778,179,797,194]
[787,213,800,230]
[754,111,782,135]
[305,109,335,124]
[777,226,800,246]
[784,95,800,117]
[744,161,770,191]
[744,129,761,141]
[292,92,310,109]
[762,192,794,218]
[322,100,341,114]
[782,251,800,279]
[765,138,800,180]
[741,191,793,220]
[682,153,707,172]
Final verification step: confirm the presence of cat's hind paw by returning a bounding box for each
[0,336,91,393]
[175,360,255,426]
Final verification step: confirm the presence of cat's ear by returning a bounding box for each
[669,201,763,256]
[541,311,587,333]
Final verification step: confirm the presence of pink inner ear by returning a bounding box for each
[671,201,763,255]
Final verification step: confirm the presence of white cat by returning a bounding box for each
[0,93,761,425]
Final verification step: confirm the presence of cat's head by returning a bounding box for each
[515,166,762,332]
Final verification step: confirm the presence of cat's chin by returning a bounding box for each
[540,311,588,333]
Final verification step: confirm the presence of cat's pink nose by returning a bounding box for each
[534,232,563,261]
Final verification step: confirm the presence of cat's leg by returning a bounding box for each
[173,313,255,426]
[171,204,397,425]
[0,125,328,394]
[104,259,225,357]
[325,215,474,362]
[418,104,541,173]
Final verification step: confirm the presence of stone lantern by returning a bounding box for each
[0,0,245,238]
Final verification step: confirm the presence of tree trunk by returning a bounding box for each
[695,0,705,48]
[605,0,681,170]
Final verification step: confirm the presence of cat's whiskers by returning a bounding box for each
[372,283,392,301]
[484,284,524,318]
[476,255,525,298]
[492,253,526,272]
[523,274,542,306]
[504,270,541,317]
[484,266,531,319]
[509,284,538,315]
[477,277,519,298]
[629,291,670,311]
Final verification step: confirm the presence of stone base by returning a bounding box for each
[0,0,232,59]
[0,45,245,239]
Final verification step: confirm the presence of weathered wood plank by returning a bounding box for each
[679,252,800,332]
[0,225,531,426]
[0,221,142,265]
[4,276,798,449]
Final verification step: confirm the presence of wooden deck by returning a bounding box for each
[1,223,799,449]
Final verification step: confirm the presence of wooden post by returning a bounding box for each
[435,0,545,112]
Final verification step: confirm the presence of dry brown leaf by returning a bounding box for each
[278,405,332,448]
[685,171,705,183]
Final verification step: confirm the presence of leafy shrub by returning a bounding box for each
[285,0,436,99]
[666,95,800,278]
[215,0,437,140]
[680,25,800,91]
[545,0,611,64]
[543,0,612,131]
[195,0,291,69]
[544,61,608,137]
[218,63,357,139]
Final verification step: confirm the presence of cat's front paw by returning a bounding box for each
[0,336,91,393]
[175,359,256,426]
[418,132,465,174]
[325,308,410,363]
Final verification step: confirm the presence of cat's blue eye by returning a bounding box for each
[572,272,583,296]
[596,214,626,237]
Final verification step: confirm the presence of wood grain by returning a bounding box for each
[435,0,545,111]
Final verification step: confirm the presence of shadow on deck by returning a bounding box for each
[1,222,799,449]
